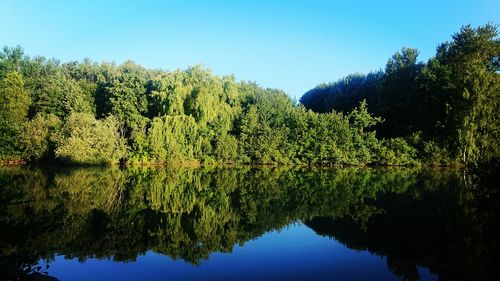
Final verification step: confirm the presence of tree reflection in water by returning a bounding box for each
[0,166,497,281]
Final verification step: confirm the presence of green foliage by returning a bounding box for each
[54,113,126,164]
[127,115,150,161]
[290,108,352,164]
[424,24,500,165]
[150,70,192,116]
[0,71,31,123]
[347,100,383,164]
[300,23,500,166]
[237,85,295,164]
[0,71,31,159]
[379,138,418,165]
[0,46,22,71]
[148,115,198,163]
[421,140,453,166]
[215,134,238,162]
[20,113,61,160]
[0,23,498,166]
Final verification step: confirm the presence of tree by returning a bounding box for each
[104,61,149,137]
[378,47,424,137]
[424,23,500,164]
[149,70,192,117]
[215,134,238,162]
[300,72,383,114]
[348,100,382,164]
[1,23,498,166]
[0,71,31,159]
[237,86,295,164]
[20,113,61,160]
[54,113,127,164]
[148,115,198,163]
[0,46,25,77]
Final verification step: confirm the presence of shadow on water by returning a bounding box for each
[0,165,497,280]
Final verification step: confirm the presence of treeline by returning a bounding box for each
[0,48,412,166]
[1,24,498,166]
[301,24,500,166]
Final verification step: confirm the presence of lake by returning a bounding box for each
[0,166,497,281]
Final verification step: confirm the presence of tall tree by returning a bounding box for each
[0,71,31,159]
[424,23,500,164]
[377,47,424,137]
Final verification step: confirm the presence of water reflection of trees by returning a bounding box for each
[0,166,496,280]
[305,167,498,281]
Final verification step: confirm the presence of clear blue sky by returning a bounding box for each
[1,0,498,98]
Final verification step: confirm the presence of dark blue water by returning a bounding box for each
[40,223,436,281]
[0,166,497,280]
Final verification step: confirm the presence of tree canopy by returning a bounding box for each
[1,23,498,166]
[301,23,499,166]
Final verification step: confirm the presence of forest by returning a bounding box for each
[0,24,498,166]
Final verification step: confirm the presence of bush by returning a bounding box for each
[54,113,126,165]
[20,113,62,160]
[379,138,419,165]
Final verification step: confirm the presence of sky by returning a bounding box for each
[1,0,499,99]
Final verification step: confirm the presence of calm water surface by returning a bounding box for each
[0,166,497,281]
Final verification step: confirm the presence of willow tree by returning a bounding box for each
[148,115,198,163]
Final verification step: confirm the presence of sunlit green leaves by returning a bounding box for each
[54,113,127,164]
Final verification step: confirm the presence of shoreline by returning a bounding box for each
[0,159,462,168]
